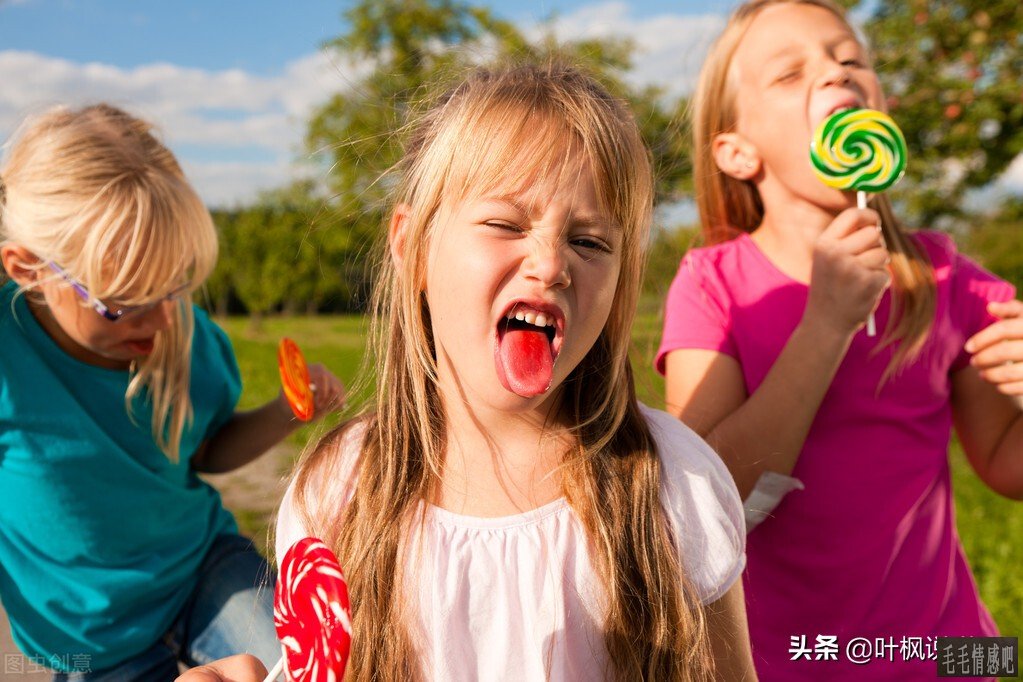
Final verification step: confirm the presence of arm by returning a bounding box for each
[665,209,887,499]
[665,319,850,499]
[953,299,1023,499]
[706,581,758,681]
[193,363,345,474]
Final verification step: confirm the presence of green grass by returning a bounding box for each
[218,311,1023,642]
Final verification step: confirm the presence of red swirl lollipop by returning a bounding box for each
[278,338,315,422]
[266,537,352,682]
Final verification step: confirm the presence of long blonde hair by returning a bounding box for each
[692,0,936,371]
[0,104,218,461]
[293,62,713,680]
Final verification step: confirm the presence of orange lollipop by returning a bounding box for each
[278,338,314,422]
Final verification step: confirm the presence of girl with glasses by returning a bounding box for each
[0,104,344,681]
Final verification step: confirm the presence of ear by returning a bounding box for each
[388,203,411,268]
[0,244,43,287]
[712,132,761,181]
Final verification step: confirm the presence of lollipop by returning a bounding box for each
[278,338,315,421]
[810,108,907,336]
[263,537,353,682]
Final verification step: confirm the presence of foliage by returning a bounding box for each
[861,1,1023,225]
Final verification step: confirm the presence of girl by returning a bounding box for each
[0,104,344,681]
[658,1,1023,679]
[181,62,755,681]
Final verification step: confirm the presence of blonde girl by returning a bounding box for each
[0,104,344,681]
[658,1,1023,679]
[181,62,755,682]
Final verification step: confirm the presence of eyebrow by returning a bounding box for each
[481,195,620,231]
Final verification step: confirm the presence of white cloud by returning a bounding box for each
[0,49,367,206]
[531,1,724,97]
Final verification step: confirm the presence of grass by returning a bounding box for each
[217,311,1023,643]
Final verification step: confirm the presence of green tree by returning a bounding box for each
[860,1,1023,225]
[305,0,693,311]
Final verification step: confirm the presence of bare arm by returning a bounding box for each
[665,318,850,499]
[952,299,1023,499]
[706,580,757,681]
[192,363,345,474]
[665,209,887,499]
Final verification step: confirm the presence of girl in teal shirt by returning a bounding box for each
[0,104,344,681]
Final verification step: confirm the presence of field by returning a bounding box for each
[216,310,1023,642]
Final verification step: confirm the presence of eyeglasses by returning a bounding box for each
[48,262,191,322]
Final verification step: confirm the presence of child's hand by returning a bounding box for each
[276,363,346,422]
[307,362,346,417]
[966,300,1023,398]
[174,654,266,681]
[806,207,890,335]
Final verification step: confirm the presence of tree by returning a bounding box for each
[860,1,1023,225]
[304,0,693,310]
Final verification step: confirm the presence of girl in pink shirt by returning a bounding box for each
[659,1,1023,680]
[180,63,755,682]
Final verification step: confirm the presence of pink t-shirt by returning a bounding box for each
[657,230,1015,681]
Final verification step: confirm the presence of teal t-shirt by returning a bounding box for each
[0,281,240,672]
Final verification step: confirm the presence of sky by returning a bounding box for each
[0,0,1019,209]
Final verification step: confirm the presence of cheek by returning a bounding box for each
[576,261,620,332]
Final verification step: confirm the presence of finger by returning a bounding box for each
[840,225,886,255]
[994,380,1023,397]
[970,339,1023,369]
[988,299,1023,320]
[856,246,890,270]
[966,318,1023,353]
[824,208,881,240]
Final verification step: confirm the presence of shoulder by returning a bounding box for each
[640,403,746,604]
[275,416,371,562]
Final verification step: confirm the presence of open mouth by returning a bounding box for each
[493,301,564,397]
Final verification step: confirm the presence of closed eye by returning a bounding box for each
[775,69,801,83]
[570,236,611,253]
[485,221,524,233]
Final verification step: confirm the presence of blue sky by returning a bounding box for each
[0,1,1018,210]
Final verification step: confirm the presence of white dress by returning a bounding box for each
[275,404,745,681]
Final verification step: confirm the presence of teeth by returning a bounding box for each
[505,304,556,328]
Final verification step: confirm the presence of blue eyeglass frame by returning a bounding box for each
[48,262,191,322]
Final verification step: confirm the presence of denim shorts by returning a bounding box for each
[53,534,279,682]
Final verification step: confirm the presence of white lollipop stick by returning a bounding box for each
[859,190,877,338]
[262,657,284,682]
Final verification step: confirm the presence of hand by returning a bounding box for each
[307,363,346,417]
[966,299,1023,398]
[275,363,346,422]
[806,208,890,335]
[175,654,267,682]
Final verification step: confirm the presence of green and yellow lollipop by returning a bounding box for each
[810,108,907,336]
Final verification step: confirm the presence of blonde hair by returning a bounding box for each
[292,62,713,680]
[0,104,218,461]
[692,0,936,372]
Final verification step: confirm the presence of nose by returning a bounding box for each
[818,58,851,89]
[523,238,571,289]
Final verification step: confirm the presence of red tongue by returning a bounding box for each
[497,328,554,397]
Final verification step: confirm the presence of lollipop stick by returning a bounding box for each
[858,190,877,338]
[262,657,284,682]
